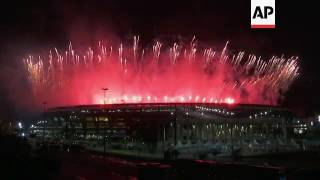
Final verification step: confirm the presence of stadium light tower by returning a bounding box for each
[101,88,108,157]
[101,88,109,105]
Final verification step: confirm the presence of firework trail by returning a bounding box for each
[23,36,299,106]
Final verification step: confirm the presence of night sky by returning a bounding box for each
[0,0,318,121]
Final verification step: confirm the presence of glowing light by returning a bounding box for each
[18,122,22,129]
[23,36,299,106]
[123,95,128,103]
[99,99,104,104]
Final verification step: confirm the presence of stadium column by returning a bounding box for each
[103,119,106,157]
[42,101,47,144]
[281,118,287,143]
[212,124,215,141]
[82,116,87,140]
[65,114,68,140]
[265,123,269,136]
[95,116,99,139]
[177,122,181,145]
[163,124,166,142]
[174,104,177,146]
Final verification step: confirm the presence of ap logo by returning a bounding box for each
[251,0,275,28]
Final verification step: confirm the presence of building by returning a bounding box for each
[30,103,301,158]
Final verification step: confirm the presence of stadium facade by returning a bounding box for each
[30,103,301,158]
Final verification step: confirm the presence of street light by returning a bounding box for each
[101,88,108,157]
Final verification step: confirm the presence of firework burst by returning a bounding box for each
[23,36,299,106]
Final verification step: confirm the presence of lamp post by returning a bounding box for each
[101,88,108,157]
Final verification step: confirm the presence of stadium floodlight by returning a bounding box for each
[101,88,109,105]
[101,88,109,157]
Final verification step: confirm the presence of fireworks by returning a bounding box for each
[23,36,299,106]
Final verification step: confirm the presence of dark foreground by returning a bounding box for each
[1,135,320,180]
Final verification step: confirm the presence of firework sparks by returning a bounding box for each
[23,36,299,106]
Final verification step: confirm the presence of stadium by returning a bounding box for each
[30,103,301,159]
[24,36,301,159]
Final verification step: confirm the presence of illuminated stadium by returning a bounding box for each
[30,102,301,158]
[26,37,301,158]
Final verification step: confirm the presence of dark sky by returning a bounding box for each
[0,0,319,120]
